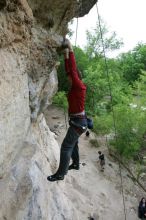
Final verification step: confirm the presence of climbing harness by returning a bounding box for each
[95,2,127,220]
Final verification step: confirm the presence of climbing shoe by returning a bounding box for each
[47,174,64,182]
[68,163,80,170]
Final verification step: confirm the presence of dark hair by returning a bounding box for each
[98,151,101,154]
[140,197,145,203]
[139,198,146,207]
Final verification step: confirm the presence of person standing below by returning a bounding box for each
[138,198,146,219]
[47,39,87,182]
[98,151,105,172]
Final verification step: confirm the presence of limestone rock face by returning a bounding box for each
[0,0,97,219]
[0,47,30,176]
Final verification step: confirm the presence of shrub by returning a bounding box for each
[93,114,113,135]
[110,104,146,158]
[52,91,68,110]
[89,139,100,148]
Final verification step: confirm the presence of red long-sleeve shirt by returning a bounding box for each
[65,51,86,114]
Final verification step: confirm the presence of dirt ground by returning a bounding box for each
[44,105,143,220]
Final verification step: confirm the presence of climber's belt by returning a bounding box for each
[69,115,86,119]
[69,120,86,130]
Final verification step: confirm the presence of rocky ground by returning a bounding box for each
[44,105,144,220]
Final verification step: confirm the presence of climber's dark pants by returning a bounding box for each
[71,141,79,165]
[56,117,87,176]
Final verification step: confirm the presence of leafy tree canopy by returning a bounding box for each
[85,18,123,58]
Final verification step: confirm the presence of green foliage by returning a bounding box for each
[83,67,109,115]
[85,19,123,58]
[118,51,144,84]
[118,44,146,84]
[133,70,146,105]
[89,139,100,148]
[109,77,132,106]
[55,17,146,159]
[52,91,68,110]
[93,114,112,135]
[110,104,146,158]
[83,58,132,115]
[57,56,69,92]
[73,47,90,76]
[133,44,146,69]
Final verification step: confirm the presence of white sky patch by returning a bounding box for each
[69,0,146,57]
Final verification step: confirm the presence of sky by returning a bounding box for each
[69,0,146,57]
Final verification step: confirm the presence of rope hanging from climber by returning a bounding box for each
[47,1,127,219]
[73,1,128,219]
[96,2,127,219]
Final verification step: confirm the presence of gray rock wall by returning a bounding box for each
[0,47,30,175]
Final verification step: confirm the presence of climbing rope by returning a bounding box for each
[73,4,128,219]
[75,0,83,47]
[95,2,127,220]
[75,17,78,47]
[75,0,82,47]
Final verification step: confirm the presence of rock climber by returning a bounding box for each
[47,38,87,182]
[98,151,105,172]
